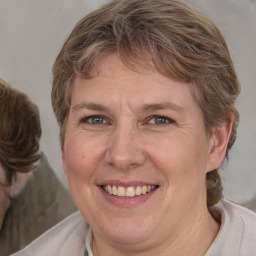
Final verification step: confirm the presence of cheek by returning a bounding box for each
[63,137,96,207]
[146,134,192,169]
[63,132,107,181]
[146,133,208,185]
[63,138,93,180]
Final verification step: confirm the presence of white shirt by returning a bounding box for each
[204,199,256,256]
[11,198,256,256]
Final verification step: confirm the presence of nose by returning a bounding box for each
[104,125,146,170]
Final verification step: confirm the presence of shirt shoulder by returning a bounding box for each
[10,211,88,256]
[209,198,256,256]
[223,199,256,255]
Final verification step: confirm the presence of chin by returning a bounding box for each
[94,214,159,246]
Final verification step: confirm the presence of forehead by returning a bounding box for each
[74,54,188,93]
[70,54,200,116]
[70,55,206,126]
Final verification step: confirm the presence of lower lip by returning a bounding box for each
[99,186,157,207]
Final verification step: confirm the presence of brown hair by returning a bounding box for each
[0,78,42,185]
[52,0,240,207]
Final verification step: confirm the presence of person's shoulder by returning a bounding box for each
[221,197,256,224]
[219,198,256,254]
[10,211,88,256]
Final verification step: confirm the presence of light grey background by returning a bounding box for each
[0,0,255,203]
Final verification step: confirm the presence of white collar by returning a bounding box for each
[85,227,93,256]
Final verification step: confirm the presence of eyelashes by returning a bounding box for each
[81,115,107,125]
[147,115,175,125]
[79,115,176,127]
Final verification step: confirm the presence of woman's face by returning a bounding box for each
[63,54,222,249]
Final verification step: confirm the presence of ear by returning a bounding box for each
[206,113,234,173]
[9,172,33,198]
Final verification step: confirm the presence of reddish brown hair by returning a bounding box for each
[0,78,41,185]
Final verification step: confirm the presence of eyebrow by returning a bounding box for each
[72,102,184,113]
[140,102,185,112]
[72,103,110,112]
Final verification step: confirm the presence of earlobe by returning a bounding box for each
[206,114,234,173]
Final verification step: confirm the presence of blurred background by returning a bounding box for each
[0,0,255,204]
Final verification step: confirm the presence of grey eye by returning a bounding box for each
[149,116,170,124]
[86,116,105,124]
[154,116,168,124]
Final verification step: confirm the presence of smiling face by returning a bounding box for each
[62,54,227,253]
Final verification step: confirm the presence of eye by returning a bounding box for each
[81,115,107,124]
[148,115,174,125]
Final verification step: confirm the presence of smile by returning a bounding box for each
[102,185,157,197]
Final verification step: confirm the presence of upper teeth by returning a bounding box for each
[103,185,156,197]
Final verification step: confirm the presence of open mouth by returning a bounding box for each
[101,185,158,198]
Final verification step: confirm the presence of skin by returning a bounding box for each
[62,54,232,256]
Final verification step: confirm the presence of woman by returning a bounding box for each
[12,0,256,255]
